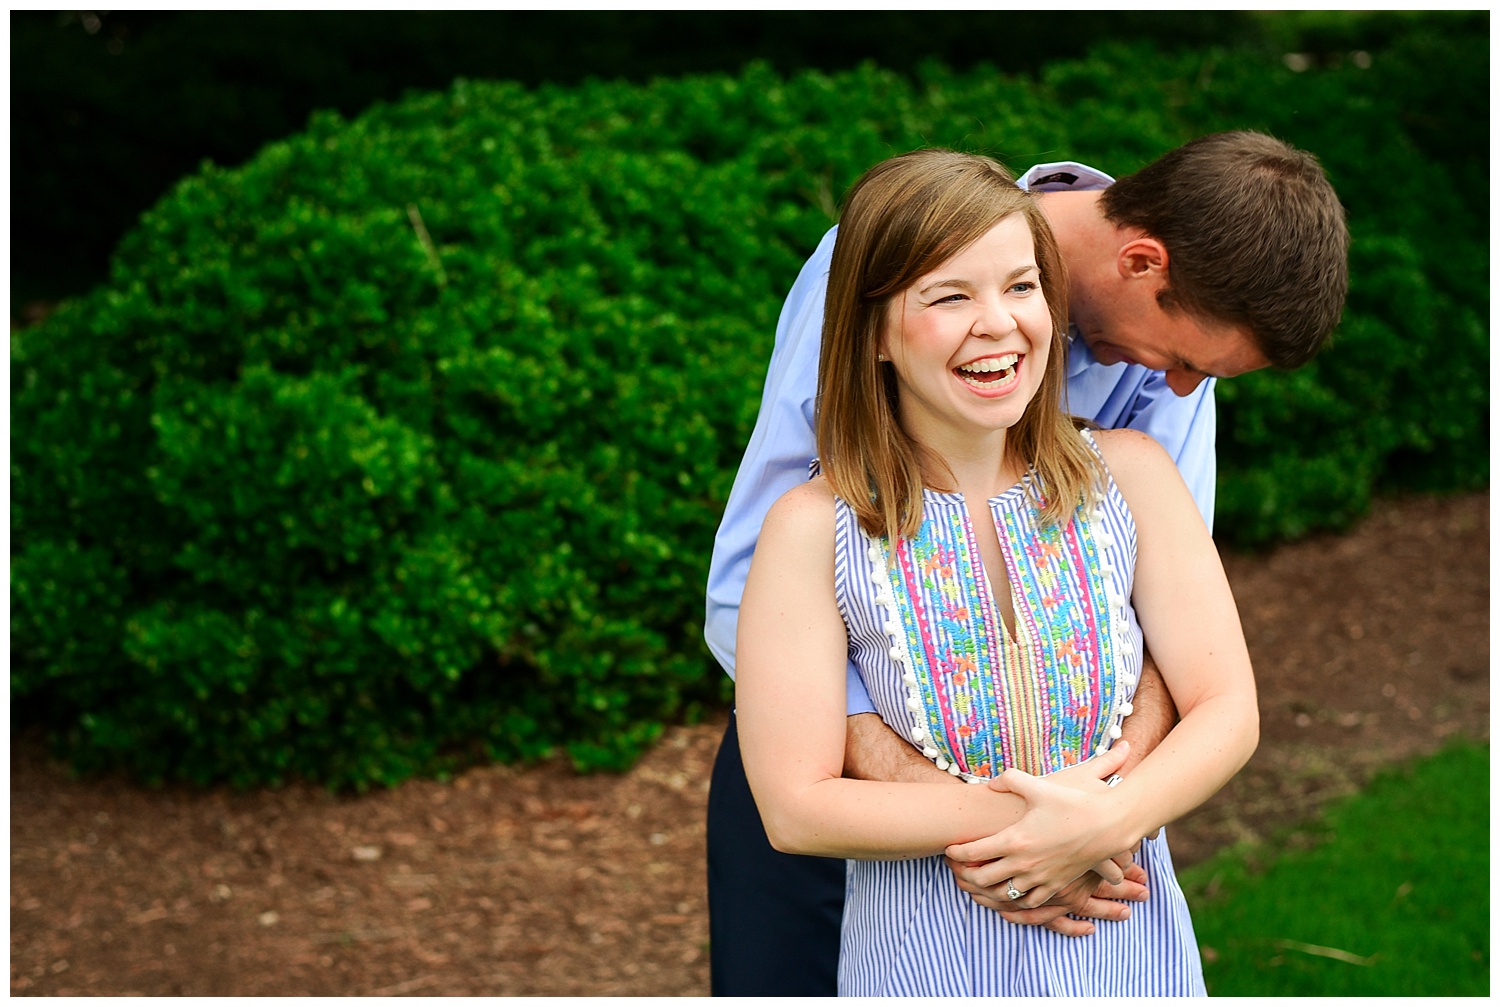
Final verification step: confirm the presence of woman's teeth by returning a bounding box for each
[955,354,1019,387]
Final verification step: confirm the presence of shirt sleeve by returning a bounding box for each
[1065,337,1218,532]
[1122,373,1218,532]
[703,228,880,716]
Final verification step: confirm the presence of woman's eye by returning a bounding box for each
[932,294,966,305]
[1010,282,1038,295]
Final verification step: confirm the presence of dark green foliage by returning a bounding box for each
[13,80,810,786]
[13,10,1274,301]
[12,37,1487,786]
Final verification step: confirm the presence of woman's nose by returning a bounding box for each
[970,300,1014,339]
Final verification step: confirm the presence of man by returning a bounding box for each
[704,131,1349,996]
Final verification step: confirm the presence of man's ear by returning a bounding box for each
[1116,235,1170,281]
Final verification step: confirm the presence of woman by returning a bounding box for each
[735,149,1258,996]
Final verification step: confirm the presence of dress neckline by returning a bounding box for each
[918,469,1036,509]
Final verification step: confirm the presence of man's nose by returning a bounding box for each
[1164,369,1208,396]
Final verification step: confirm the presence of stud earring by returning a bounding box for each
[877,353,888,362]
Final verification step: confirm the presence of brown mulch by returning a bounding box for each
[10,492,1489,996]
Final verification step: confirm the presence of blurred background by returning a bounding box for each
[10,9,1489,997]
[13,10,1486,308]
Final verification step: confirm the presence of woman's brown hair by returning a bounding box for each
[815,148,1100,542]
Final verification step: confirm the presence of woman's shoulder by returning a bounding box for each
[1088,427,1174,472]
[762,475,837,542]
[1088,427,1194,521]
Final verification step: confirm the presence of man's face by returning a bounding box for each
[1073,296,1270,397]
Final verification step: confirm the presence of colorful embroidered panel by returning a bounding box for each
[876,493,1122,779]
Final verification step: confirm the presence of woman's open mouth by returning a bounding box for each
[954,353,1020,389]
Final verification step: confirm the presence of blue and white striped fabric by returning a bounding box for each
[838,836,1202,996]
[831,432,1206,996]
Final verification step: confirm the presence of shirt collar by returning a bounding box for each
[1066,327,1098,379]
[1017,160,1117,193]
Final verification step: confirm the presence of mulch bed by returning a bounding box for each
[11,492,1489,995]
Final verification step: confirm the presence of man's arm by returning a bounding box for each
[1065,339,1217,532]
[703,229,889,714]
[843,713,962,784]
[848,651,1175,784]
[1128,374,1216,531]
[1119,369,1217,532]
[938,653,1175,934]
[847,680,1170,938]
[1117,649,1177,772]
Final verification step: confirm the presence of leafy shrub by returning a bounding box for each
[12,40,1487,786]
[13,83,810,787]
[14,10,1273,300]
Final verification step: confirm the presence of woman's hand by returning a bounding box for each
[943,745,1142,907]
[945,859,1150,936]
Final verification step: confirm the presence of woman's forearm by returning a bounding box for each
[752,744,1134,861]
[1107,693,1258,841]
[942,693,1256,904]
[757,776,1025,859]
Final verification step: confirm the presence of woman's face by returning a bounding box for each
[878,213,1053,451]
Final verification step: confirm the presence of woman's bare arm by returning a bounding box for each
[945,429,1258,903]
[735,478,1129,860]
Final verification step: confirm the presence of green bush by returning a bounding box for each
[12,40,1487,786]
[14,10,1272,301]
[13,85,808,787]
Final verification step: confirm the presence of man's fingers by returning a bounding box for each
[943,850,1012,886]
[1042,916,1097,937]
[1068,896,1135,923]
[1089,875,1149,903]
[998,905,1070,926]
[1093,857,1126,885]
[964,892,1012,913]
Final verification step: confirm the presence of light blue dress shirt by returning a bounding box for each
[705,161,1217,715]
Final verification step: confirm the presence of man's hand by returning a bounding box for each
[945,860,1150,936]
[843,713,960,784]
[942,743,1136,904]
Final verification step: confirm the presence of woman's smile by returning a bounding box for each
[880,213,1053,446]
[954,352,1023,393]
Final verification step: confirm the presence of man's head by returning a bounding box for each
[1082,131,1349,392]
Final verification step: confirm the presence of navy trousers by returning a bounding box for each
[706,712,846,996]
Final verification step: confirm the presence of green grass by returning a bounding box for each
[1178,740,1489,996]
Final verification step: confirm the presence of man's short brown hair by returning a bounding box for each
[1099,131,1349,369]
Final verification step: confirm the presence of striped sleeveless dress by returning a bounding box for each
[832,431,1205,996]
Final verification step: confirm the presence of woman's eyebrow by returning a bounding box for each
[916,264,1037,297]
[915,278,974,296]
